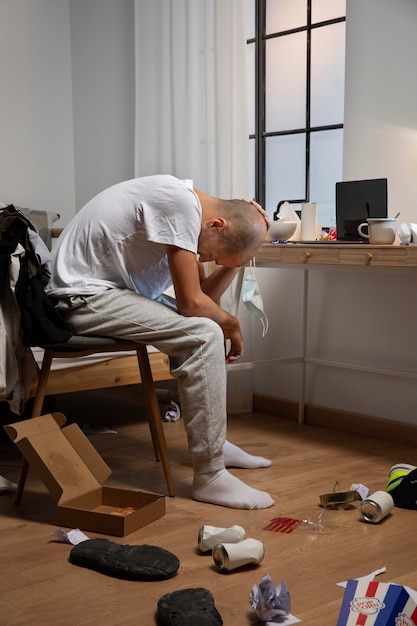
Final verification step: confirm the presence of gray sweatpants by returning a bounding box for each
[54,289,227,473]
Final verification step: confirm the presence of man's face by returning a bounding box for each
[198,230,258,267]
[197,247,248,267]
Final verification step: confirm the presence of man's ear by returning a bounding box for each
[206,217,227,230]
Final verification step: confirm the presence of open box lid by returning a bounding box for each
[5,413,112,505]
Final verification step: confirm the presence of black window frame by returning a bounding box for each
[249,0,346,219]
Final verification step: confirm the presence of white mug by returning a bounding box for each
[357,218,397,244]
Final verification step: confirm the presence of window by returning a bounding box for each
[246,0,346,227]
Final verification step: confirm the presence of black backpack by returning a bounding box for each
[0,204,72,345]
[391,468,417,510]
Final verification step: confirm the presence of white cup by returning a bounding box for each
[357,218,397,244]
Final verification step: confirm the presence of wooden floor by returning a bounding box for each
[1,385,417,626]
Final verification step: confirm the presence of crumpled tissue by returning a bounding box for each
[275,202,300,241]
[397,222,417,244]
[250,573,292,622]
[51,528,90,545]
[0,475,17,492]
[163,400,181,422]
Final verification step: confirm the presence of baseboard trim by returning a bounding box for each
[253,394,417,446]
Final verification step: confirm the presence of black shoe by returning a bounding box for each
[69,538,180,580]
[157,587,223,625]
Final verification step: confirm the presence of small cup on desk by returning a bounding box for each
[357,218,397,244]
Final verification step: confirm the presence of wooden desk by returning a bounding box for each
[256,241,417,269]
[228,242,417,424]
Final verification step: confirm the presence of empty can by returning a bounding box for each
[212,538,264,571]
[360,490,394,523]
[198,524,246,552]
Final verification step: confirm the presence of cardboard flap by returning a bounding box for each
[62,423,111,487]
[5,412,67,442]
[5,413,111,504]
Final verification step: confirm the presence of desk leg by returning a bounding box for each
[298,268,309,424]
[231,266,245,316]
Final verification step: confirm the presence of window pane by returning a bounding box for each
[266,0,307,34]
[247,42,255,136]
[312,0,346,23]
[245,0,255,39]
[266,33,307,132]
[310,129,343,227]
[310,23,345,127]
[265,134,306,215]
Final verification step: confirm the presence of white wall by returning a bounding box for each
[343,0,417,220]
[249,0,417,426]
[0,0,135,225]
[70,0,135,213]
[0,0,75,220]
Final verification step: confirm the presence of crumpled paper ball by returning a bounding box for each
[250,573,291,622]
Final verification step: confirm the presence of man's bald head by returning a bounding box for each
[213,199,267,257]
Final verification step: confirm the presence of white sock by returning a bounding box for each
[223,440,272,469]
[192,469,275,510]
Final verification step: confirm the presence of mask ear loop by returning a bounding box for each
[247,257,255,278]
[260,311,268,338]
[252,257,269,337]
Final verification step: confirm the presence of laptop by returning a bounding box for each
[335,178,388,242]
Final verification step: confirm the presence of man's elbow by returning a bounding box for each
[177,303,198,317]
[176,296,204,318]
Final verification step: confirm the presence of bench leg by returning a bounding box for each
[136,346,175,497]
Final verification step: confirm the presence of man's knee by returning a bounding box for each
[196,317,224,345]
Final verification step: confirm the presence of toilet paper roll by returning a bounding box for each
[300,203,318,241]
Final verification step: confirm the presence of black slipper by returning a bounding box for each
[69,538,179,581]
[157,587,223,625]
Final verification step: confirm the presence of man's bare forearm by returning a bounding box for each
[200,265,241,302]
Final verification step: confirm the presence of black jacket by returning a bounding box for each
[0,204,72,346]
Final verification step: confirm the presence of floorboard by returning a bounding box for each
[1,385,416,625]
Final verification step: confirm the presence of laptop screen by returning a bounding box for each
[336,178,388,241]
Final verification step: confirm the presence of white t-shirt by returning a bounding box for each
[46,175,201,299]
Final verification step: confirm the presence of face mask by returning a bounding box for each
[241,266,268,337]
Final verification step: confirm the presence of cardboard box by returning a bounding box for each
[5,413,165,536]
[337,579,417,625]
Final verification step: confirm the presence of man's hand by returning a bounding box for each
[223,317,244,363]
[248,199,270,228]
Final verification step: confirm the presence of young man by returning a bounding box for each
[47,175,274,510]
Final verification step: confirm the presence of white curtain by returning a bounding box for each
[134,0,250,198]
